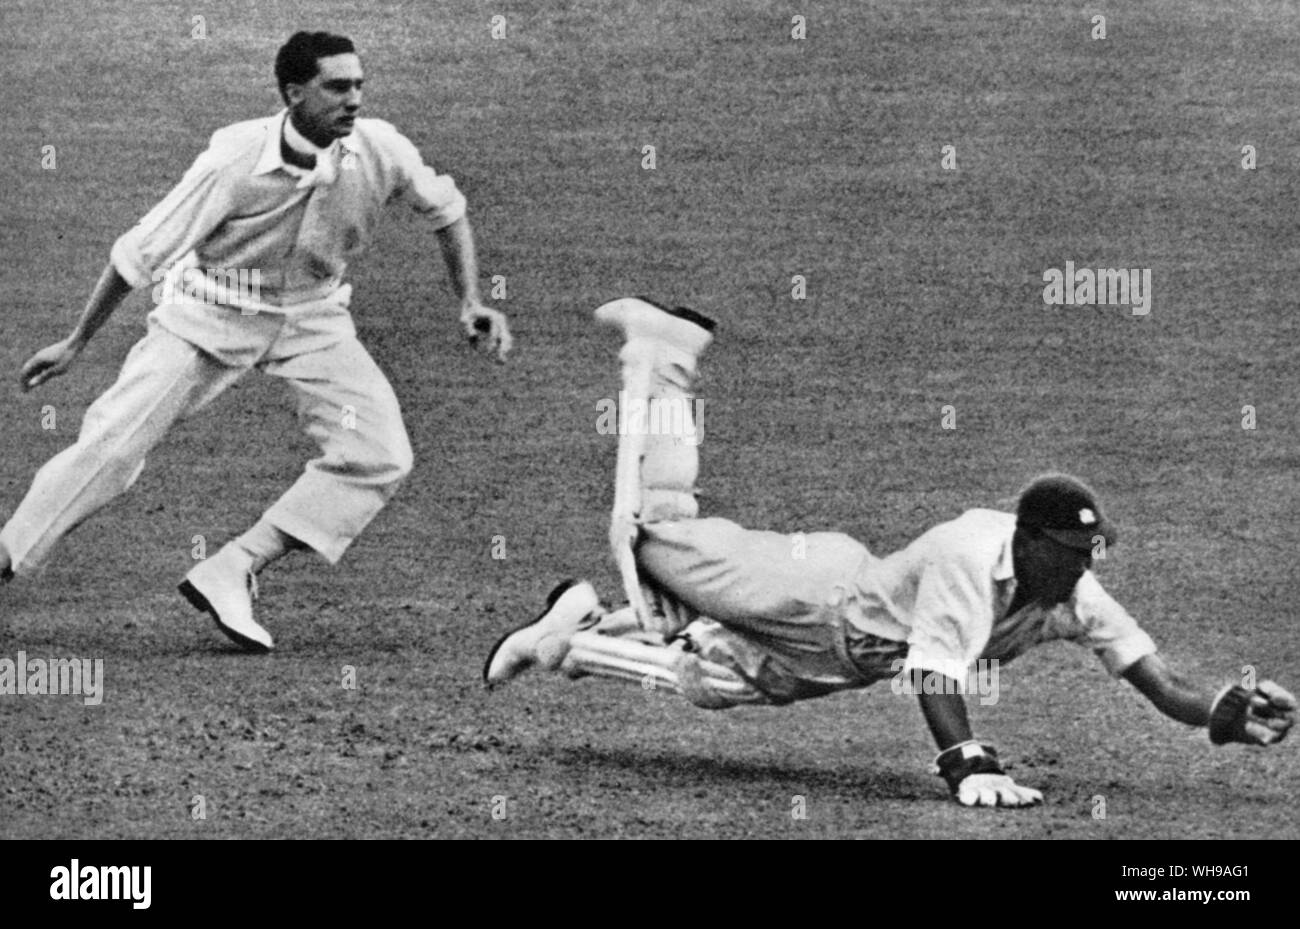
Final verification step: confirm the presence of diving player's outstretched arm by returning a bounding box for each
[1123,654,1294,744]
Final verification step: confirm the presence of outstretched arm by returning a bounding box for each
[917,681,1042,808]
[435,215,512,361]
[1122,653,1294,743]
[21,263,134,391]
[1121,653,1211,725]
[23,125,245,393]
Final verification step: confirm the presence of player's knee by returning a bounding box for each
[671,648,766,710]
[352,427,414,489]
[640,489,699,522]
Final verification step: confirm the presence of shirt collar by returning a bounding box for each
[252,110,356,177]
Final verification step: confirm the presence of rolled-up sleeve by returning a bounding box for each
[902,556,994,681]
[1067,572,1158,676]
[110,139,235,289]
[386,130,467,229]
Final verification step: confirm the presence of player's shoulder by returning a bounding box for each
[924,508,1015,545]
[201,114,279,167]
[912,508,1014,569]
[209,114,275,143]
[948,508,1016,531]
[350,116,418,152]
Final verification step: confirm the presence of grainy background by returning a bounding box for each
[0,0,1296,838]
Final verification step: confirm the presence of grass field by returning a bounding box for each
[1,0,1297,840]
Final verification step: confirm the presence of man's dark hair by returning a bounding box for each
[275,32,356,104]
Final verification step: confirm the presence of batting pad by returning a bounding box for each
[561,631,767,709]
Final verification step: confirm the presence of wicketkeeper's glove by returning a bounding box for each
[934,741,1043,807]
[1208,680,1296,746]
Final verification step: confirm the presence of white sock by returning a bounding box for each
[233,520,301,574]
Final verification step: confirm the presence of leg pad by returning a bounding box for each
[561,630,768,709]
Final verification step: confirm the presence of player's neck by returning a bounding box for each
[283,112,332,165]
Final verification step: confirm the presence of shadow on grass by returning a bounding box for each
[542,744,935,801]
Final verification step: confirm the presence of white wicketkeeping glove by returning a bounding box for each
[935,741,1044,808]
[955,773,1044,808]
[1209,679,1297,746]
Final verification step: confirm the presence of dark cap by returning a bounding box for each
[1016,473,1116,552]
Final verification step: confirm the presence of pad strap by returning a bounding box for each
[934,741,1004,793]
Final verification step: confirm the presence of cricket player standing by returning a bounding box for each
[485,298,1295,806]
[0,32,512,651]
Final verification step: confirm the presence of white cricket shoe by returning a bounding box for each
[593,297,716,354]
[179,546,273,652]
[483,580,601,688]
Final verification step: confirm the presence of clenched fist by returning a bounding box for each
[460,301,513,362]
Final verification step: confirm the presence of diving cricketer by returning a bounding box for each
[0,31,512,651]
[484,297,1295,807]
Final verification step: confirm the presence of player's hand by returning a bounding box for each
[460,301,513,362]
[1211,680,1296,746]
[1252,681,1297,743]
[955,773,1044,808]
[20,336,83,392]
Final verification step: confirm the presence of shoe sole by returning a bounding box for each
[634,296,718,332]
[178,579,272,654]
[603,296,728,335]
[482,578,583,687]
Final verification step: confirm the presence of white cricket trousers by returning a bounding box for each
[0,286,413,573]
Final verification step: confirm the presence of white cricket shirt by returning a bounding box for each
[847,509,1158,681]
[110,109,467,310]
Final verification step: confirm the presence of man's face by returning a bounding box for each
[286,53,363,146]
[1013,529,1093,606]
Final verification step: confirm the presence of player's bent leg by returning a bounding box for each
[637,517,869,633]
[0,324,245,575]
[596,297,715,638]
[260,336,414,564]
[596,296,713,527]
[633,519,888,702]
